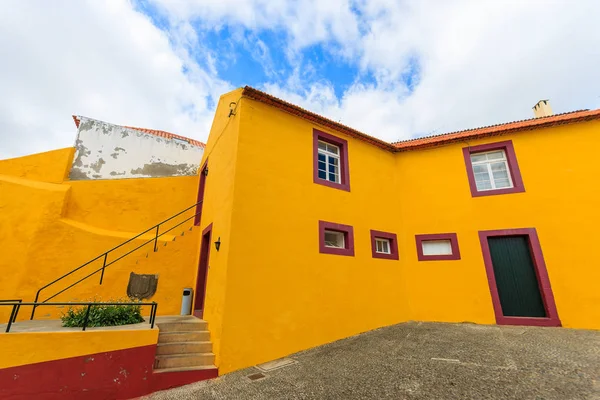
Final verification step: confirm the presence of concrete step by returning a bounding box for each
[153,365,217,374]
[156,319,208,333]
[155,353,215,369]
[156,341,213,355]
[158,331,210,343]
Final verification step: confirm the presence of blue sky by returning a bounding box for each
[1,0,600,157]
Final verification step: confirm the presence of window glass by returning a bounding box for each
[324,230,345,248]
[470,150,513,191]
[318,141,341,184]
[375,238,391,254]
[422,240,453,256]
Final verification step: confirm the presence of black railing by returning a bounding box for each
[0,299,22,324]
[2,301,157,333]
[30,200,202,319]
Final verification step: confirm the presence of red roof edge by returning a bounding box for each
[393,109,600,151]
[239,86,600,153]
[241,86,397,152]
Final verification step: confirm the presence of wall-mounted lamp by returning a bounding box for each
[214,237,221,251]
[203,167,209,177]
[228,102,237,117]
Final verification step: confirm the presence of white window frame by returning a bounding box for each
[317,140,341,184]
[324,229,345,249]
[375,238,391,254]
[470,150,514,191]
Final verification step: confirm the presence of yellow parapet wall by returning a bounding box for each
[0,327,158,369]
[0,147,75,183]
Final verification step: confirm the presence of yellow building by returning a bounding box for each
[197,88,600,374]
[1,88,600,394]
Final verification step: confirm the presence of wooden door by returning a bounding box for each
[194,224,212,315]
[487,236,546,318]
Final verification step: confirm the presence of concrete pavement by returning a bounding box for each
[145,321,600,400]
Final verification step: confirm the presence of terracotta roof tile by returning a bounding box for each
[123,126,205,148]
[393,109,600,151]
[241,86,600,152]
[72,115,205,148]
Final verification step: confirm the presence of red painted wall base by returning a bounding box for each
[0,345,217,400]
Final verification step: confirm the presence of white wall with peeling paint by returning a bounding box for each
[70,117,204,180]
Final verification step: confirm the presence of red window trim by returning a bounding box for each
[318,220,355,256]
[313,129,350,192]
[370,230,399,260]
[462,140,525,197]
[478,228,561,327]
[415,233,461,261]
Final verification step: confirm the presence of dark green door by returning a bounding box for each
[488,236,546,317]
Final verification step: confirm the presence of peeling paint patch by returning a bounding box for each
[69,168,89,180]
[90,158,106,173]
[130,162,197,177]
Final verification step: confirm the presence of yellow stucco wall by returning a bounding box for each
[0,155,201,322]
[205,94,600,374]
[0,147,75,183]
[396,121,600,330]
[195,88,243,368]
[0,327,158,369]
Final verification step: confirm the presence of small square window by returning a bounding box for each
[415,233,460,261]
[375,238,391,254]
[370,230,399,260]
[324,230,345,249]
[319,221,354,256]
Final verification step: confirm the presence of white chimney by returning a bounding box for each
[533,100,553,118]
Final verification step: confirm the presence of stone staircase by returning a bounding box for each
[154,316,216,372]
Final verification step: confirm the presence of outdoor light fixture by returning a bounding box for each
[214,237,221,251]
[228,101,237,117]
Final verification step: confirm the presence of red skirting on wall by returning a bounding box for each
[0,345,217,400]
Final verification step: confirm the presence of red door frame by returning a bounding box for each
[194,160,208,226]
[478,228,561,327]
[194,223,212,315]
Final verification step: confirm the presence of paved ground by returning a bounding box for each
[146,321,600,400]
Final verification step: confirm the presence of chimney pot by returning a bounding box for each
[533,99,553,118]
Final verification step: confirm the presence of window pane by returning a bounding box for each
[326,143,339,155]
[486,151,505,160]
[375,238,391,254]
[318,153,326,162]
[318,170,327,179]
[491,162,512,188]
[422,240,453,256]
[470,154,487,163]
[328,156,338,166]
[318,141,327,150]
[318,161,326,171]
[324,230,345,248]
[329,172,338,182]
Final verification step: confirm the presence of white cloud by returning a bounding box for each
[0,0,230,158]
[2,0,600,158]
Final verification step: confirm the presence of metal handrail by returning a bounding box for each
[0,299,22,324]
[2,301,158,333]
[30,200,202,319]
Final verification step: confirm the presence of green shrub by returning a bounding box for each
[61,299,145,328]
